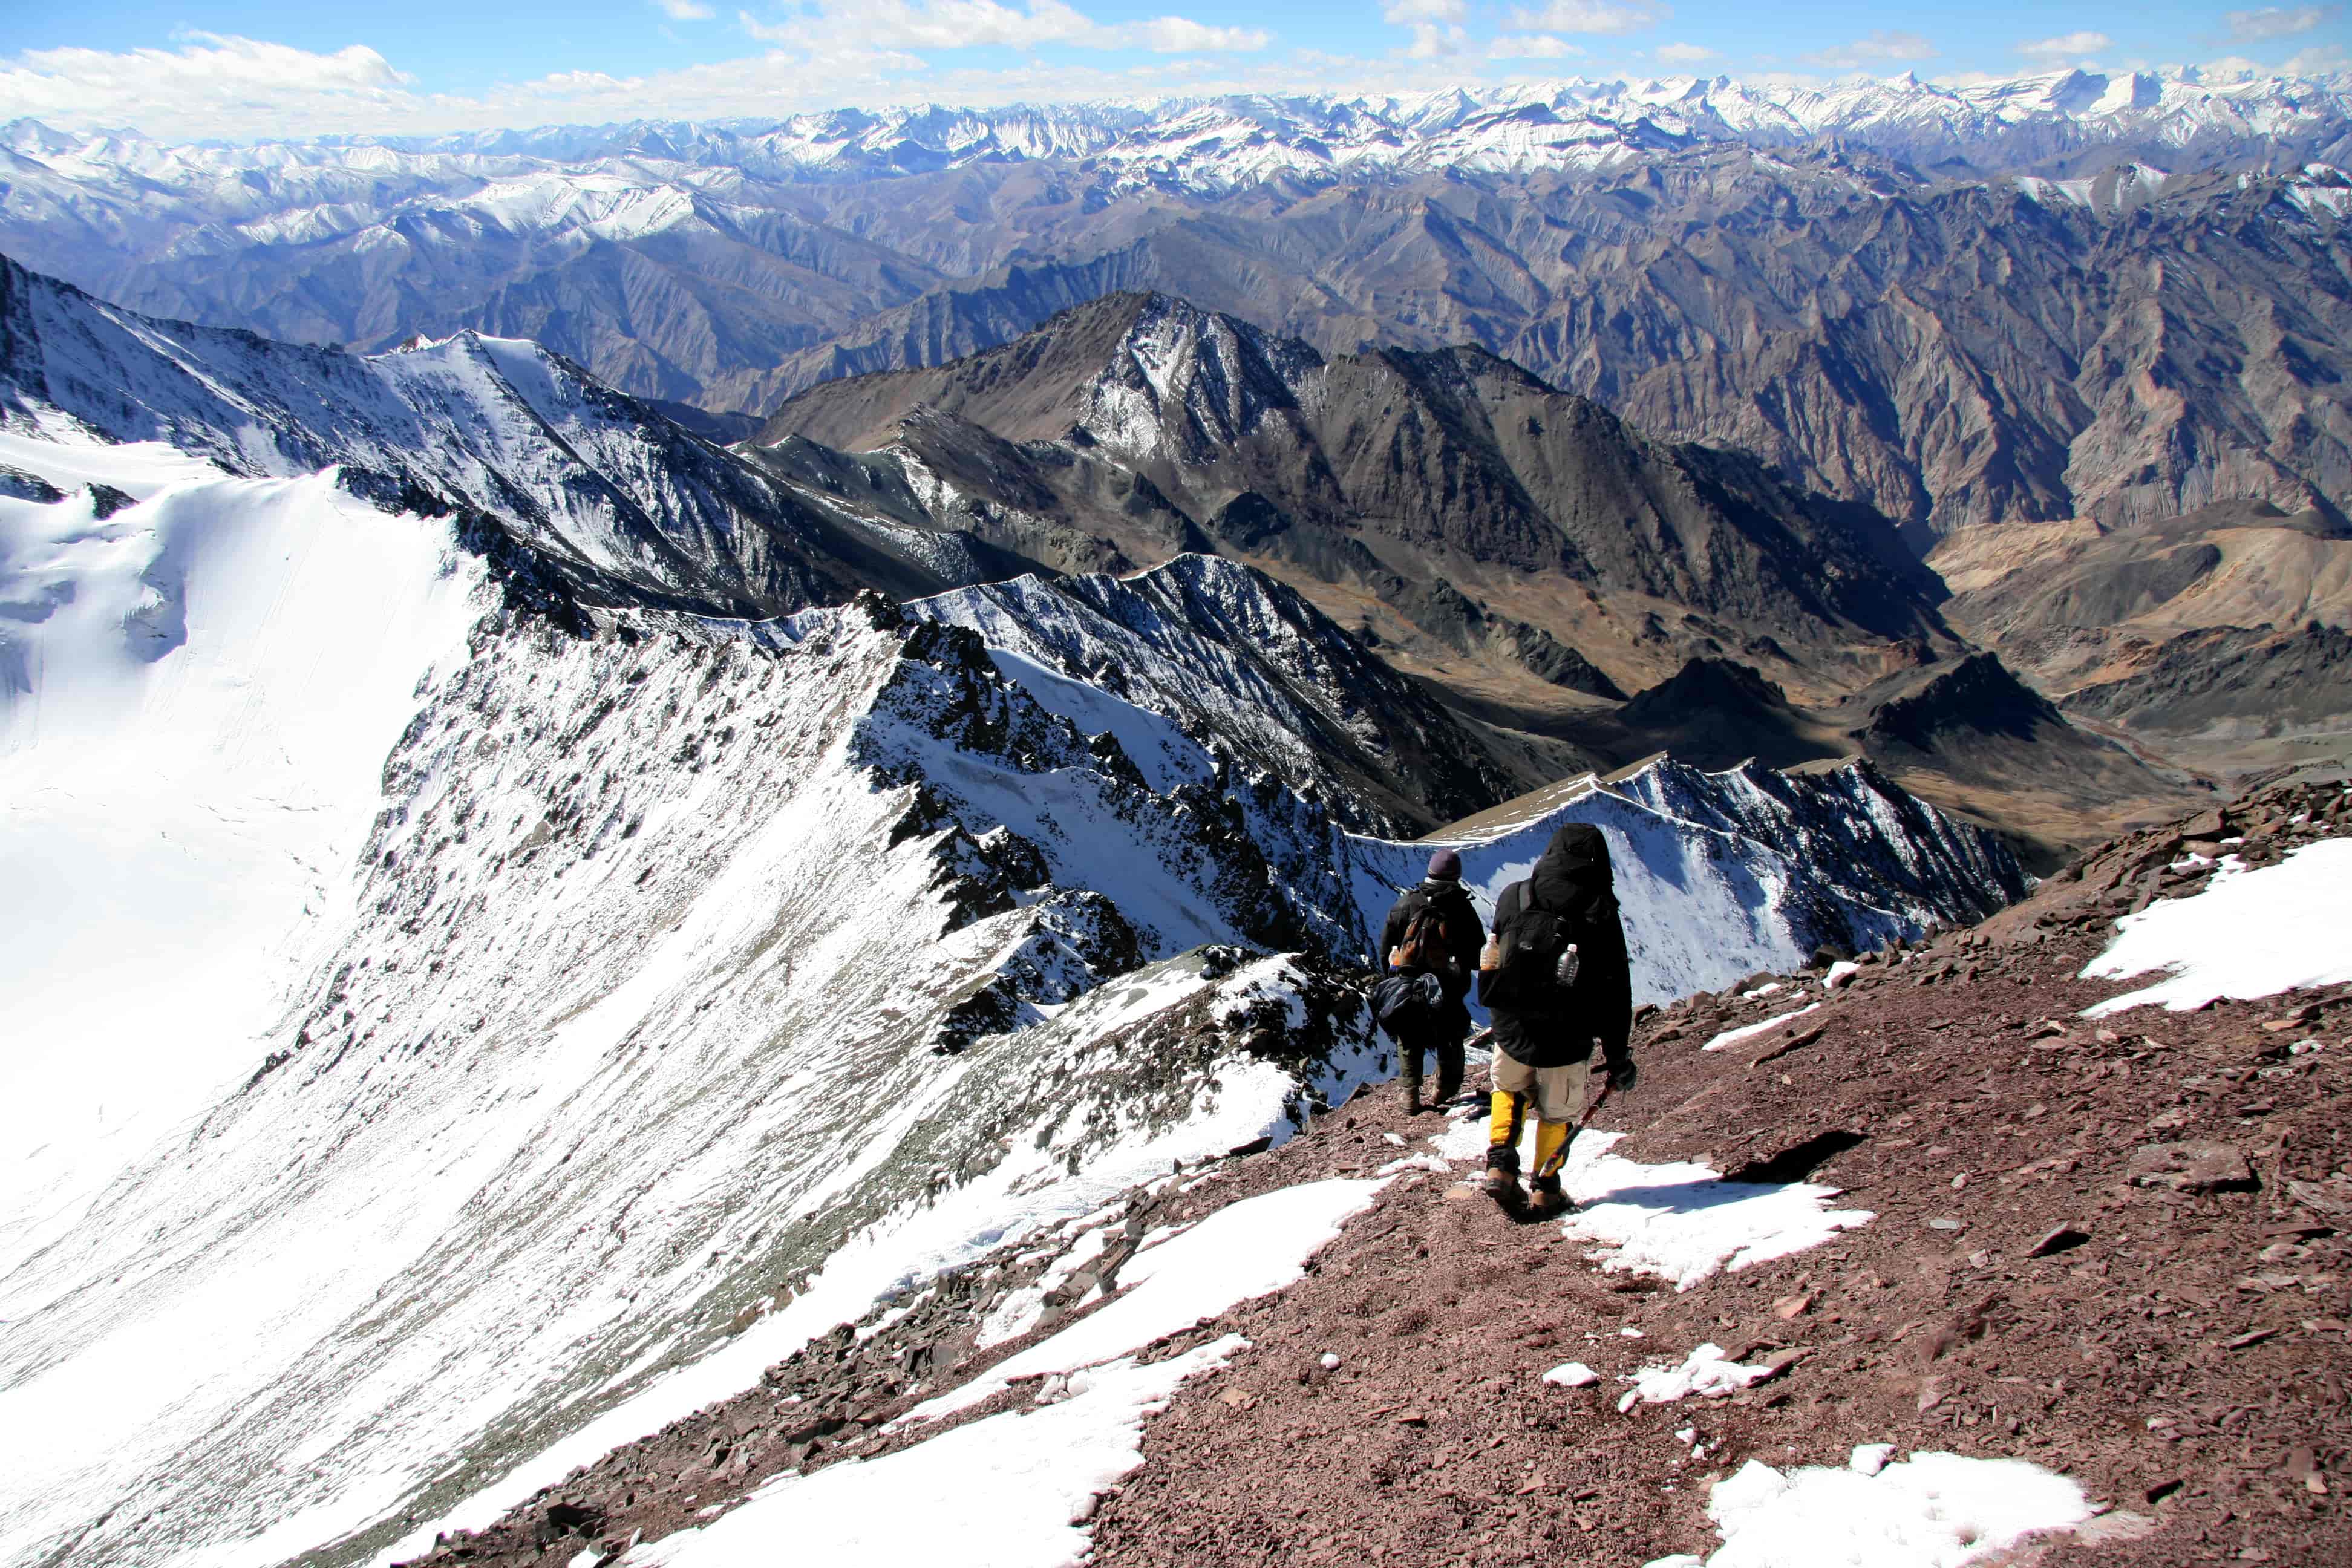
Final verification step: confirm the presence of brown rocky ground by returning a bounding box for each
[407,780,2352,1568]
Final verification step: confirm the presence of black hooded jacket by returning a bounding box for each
[1380,878,1485,1002]
[1483,822,1633,1072]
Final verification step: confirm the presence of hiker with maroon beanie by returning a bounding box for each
[1478,822,1636,1218]
[1379,848,1485,1114]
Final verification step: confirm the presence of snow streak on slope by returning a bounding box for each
[630,1338,1250,1568]
[0,425,485,1253]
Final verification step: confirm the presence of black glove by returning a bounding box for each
[1607,1060,1639,1097]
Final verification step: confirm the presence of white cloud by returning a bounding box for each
[1381,0,1466,20]
[1134,16,1270,51]
[655,0,717,19]
[2285,41,2351,70]
[1655,41,1716,64]
[1403,22,1469,57]
[2017,30,2112,62]
[1805,30,1935,70]
[1488,33,1581,59]
[1502,0,1667,36]
[734,0,1263,53]
[0,27,1355,143]
[2226,5,2330,41]
[0,33,414,137]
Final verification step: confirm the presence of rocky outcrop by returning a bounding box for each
[2060,621,2352,740]
[762,292,1962,693]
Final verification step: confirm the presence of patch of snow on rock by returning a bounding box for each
[2082,839,2352,1014]
[1642,1451,2093,1568]
[1433,1119,1870,1289]
[629,1336,1247,1568]
[905,1176,1387,1423]
[1701,1004,1821,1052]
[1615,1344,1772,1411]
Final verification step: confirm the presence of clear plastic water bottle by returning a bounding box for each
[1555,941,1581,987]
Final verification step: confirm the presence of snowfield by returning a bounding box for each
[0,428,485,1250]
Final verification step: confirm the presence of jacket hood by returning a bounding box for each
[1527,822,1615,919]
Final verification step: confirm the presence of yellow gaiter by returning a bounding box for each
[1489,1089,1524,1155]
[1532,1119,1571,1178]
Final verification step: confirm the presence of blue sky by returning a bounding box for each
[2,1,2345,141]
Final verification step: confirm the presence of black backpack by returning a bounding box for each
[1372,972,1446,1039]
[1478,883,1584,1018]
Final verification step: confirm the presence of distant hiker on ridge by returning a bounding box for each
[1478,822,1636,1219]
[1376,848,1485,1115]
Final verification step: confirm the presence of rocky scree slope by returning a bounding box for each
[401,778,2352,1568]
[1932,498,2352,783]
[2061,622,2352,753]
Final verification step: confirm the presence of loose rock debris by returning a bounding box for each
[403,780,2352,1568]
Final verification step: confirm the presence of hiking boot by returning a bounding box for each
[1402,1082,1425,1116]
[1483,1160,1522,1200]
[1528,1175,1573,1219]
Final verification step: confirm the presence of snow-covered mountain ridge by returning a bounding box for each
[0,252,897,618]
[3,254,2025,1568]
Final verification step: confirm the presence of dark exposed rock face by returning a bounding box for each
[1622,658,1795,730]
[1858,652,2064,751]
[0,464,64,503]
[2061,621,2352,739]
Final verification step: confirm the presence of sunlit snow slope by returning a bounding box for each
[0,423,485,1255]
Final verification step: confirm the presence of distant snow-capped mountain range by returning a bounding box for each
[10,67,2348,203]
[4,71,2346,272]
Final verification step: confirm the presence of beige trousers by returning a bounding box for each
[1491,1053,1589,1122]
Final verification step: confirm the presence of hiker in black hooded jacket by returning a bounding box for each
[1379,848,1485,1114]
[1477,822,1636,1217]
